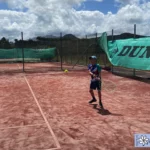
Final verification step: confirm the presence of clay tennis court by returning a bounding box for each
[0,63,150,150]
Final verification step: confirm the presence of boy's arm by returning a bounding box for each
[97,65,102,79]
[88,65,95,77]
[89,70,95,76]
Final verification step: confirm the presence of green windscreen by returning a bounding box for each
[99,32,150,70]
[0,48,56,62]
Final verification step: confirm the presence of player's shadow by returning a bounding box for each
[92,104,123,116]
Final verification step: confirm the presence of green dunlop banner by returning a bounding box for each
[99,32,150,70]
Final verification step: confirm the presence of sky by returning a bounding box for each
[0,0,150,40]
[76,0,118,14]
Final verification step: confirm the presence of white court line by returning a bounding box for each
[17,64,61,149]
[46,148,61,150]
[45,148,61,150]
[24,77,61,149]
[0,124,45,130]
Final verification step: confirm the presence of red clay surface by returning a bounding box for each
[0,63,22,73]
[0,74,56,150]
[0,63,150,150]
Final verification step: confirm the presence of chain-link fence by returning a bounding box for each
[0,24,150,78]
[106,24,150,78]
[60,32,109,71]
[0,32,61,73]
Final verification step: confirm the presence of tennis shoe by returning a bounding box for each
[99,101,104,109]
[89,98,97,103]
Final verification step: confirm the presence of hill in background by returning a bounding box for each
[107,32,146,41]
[62,34,78,39]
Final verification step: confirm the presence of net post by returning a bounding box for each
[133,24,136,76]
[21,32,25,72]
[60,32,63,70]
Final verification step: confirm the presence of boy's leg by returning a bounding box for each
[90,89,96,99]
[97,81,104,109]
[98,90,101,100]
[98,90,104,109]
[89,89,97,103]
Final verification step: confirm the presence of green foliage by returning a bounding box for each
[0,37,12,49]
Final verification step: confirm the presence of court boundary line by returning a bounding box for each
[0,123,45,130]
[17,64,61,149]
[45,148,61,150]
[24,76,61,149]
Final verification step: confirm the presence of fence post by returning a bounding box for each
[134,24,136,38]
[111,65,114,73]
[95,33,98,54]
[95,32,98,43]
[56,37,59,62]
[133,24,136,76]
[71,52,72,64]
[86,35,88,65]
[112,29,114,42]
[111,29,114,72]
[71,38,72,64]
[60,32,63,70]
[21,32,24,72]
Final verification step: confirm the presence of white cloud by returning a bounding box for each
[0,0,150,40]
[115,0,140,5]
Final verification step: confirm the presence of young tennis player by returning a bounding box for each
[88,56,104,109]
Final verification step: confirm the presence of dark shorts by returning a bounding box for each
[90,80,101,91]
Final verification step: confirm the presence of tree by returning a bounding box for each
[0,37,11,48]
[14,39,18,47]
